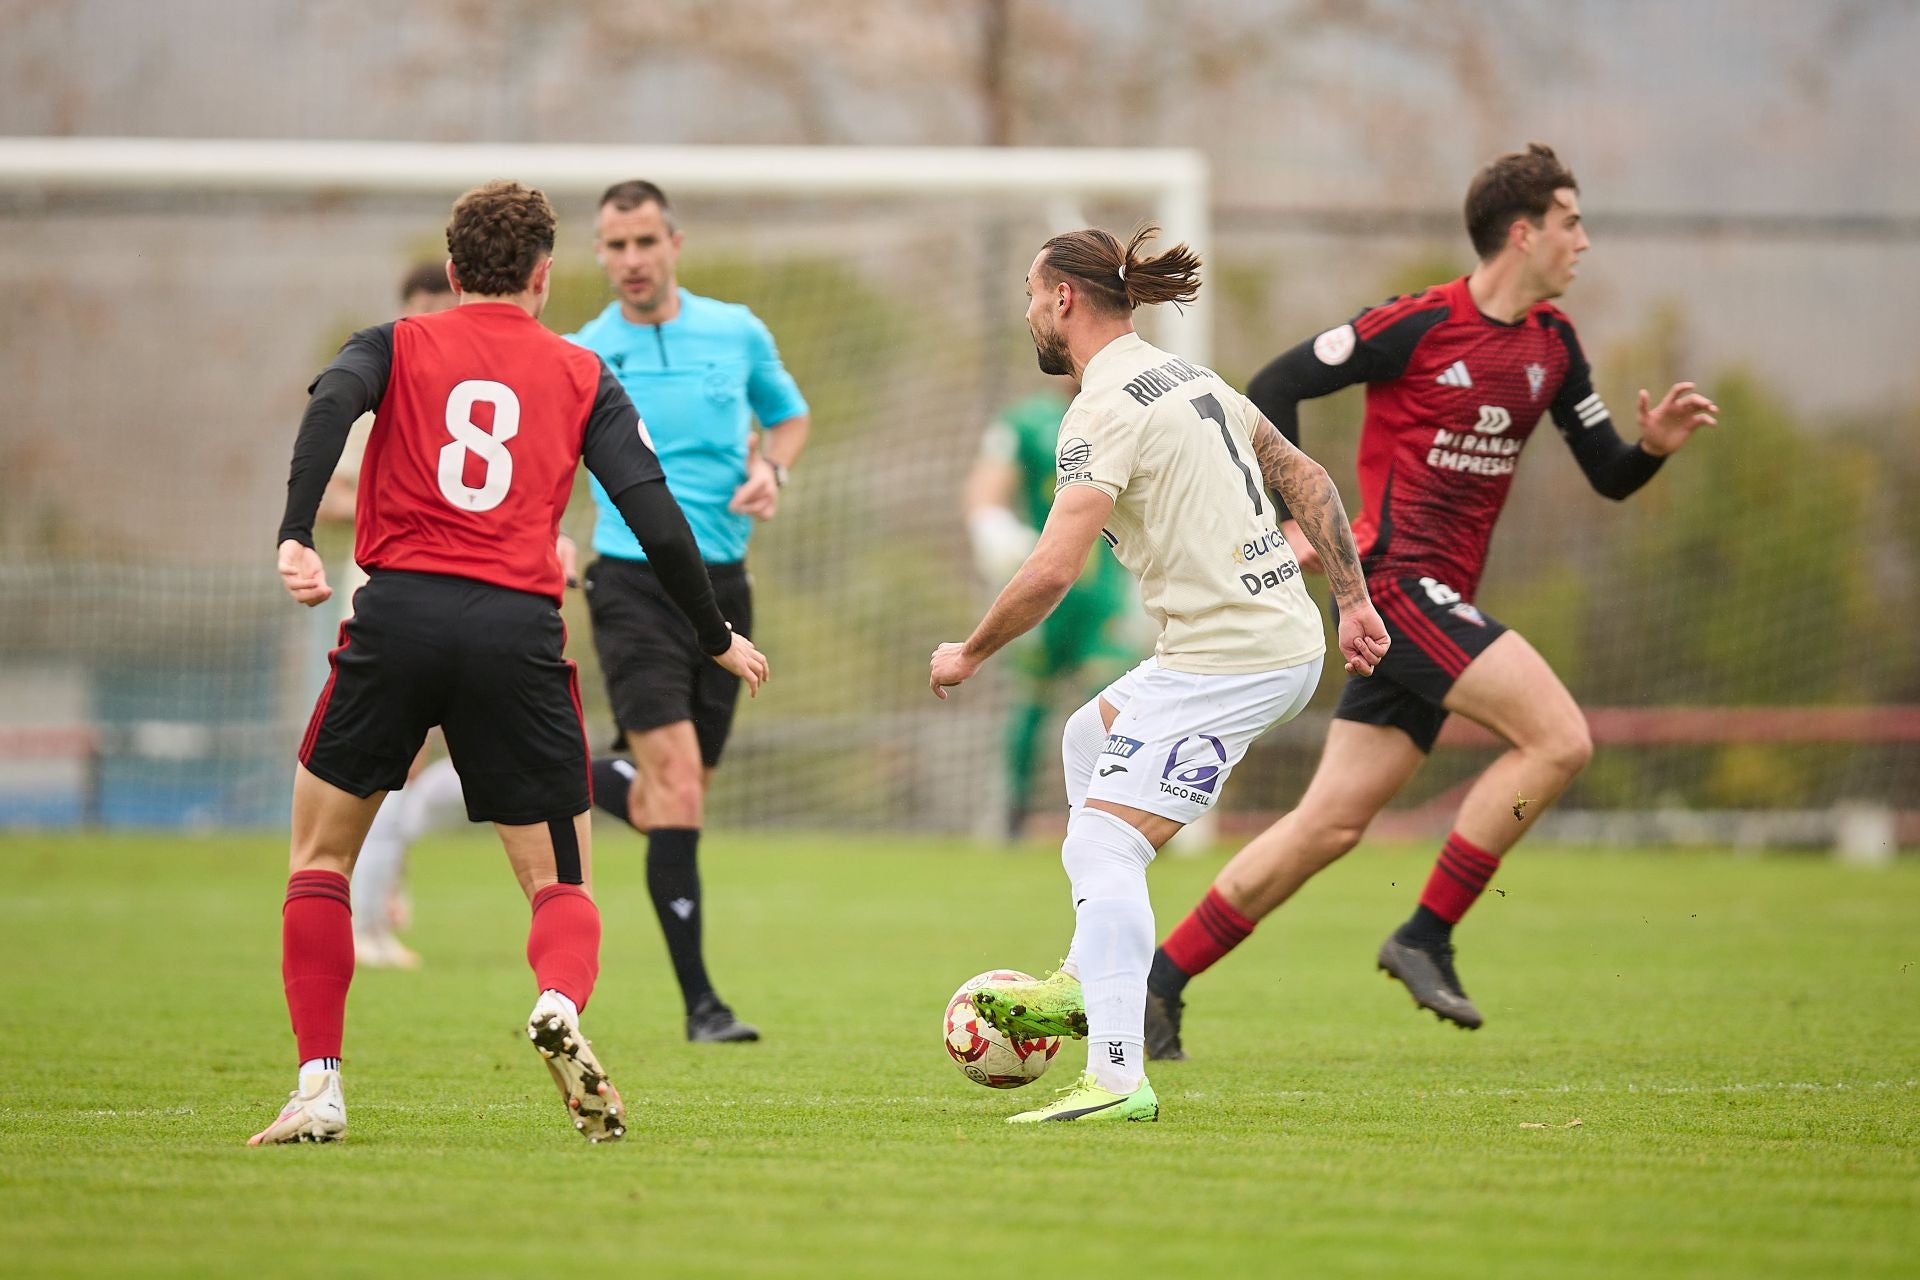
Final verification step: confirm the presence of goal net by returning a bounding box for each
[0,138,1207,833]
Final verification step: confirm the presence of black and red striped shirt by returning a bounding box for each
[1249,275,1662,600]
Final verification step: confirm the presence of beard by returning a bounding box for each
[1032,325,1071,376]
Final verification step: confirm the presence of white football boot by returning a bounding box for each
[527,991,626,1143]
[248,1069,347,1145]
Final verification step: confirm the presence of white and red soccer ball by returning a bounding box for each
[943,969,1060,1089]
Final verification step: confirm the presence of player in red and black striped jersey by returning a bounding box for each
[253,181,769,1146]
[1146,144,1718,1050]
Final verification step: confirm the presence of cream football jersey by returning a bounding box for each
[1055,332,1324,674]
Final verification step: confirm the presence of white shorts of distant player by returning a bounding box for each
[1083,655,1323,824]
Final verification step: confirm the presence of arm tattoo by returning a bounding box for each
[1252,419,1369,606]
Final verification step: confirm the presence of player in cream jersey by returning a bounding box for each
[930,226,1388,1124]
[1060,331,1324,675]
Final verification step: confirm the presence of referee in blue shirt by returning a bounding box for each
[577,180,810,1044]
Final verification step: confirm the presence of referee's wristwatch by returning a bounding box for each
[764,458,790,488]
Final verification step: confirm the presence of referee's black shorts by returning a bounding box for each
[583,555,752,767]
[1332,573,1509,753]
[299,571,589,825]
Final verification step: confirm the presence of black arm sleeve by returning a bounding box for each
[277,323,395,547]
[1245,299,1445,517]
[277,369,376,547]
[1545,316,1664,501]
[609,480,734,656]
[579,361,666,495]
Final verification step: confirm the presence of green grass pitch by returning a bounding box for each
[1,829,1915,1278]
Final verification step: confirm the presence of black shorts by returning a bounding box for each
[299,571,589,825]
[583,556,752,768]
[1333,574,1509,753]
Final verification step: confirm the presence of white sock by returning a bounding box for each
[1059,808,1156,1095]
[350,795,406,940]
[1060,696,1107,815]
[297,1057,341,1087]
[539,989,580,1024]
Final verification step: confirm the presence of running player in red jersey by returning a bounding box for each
[1144,144,1717,1054]
[254,181,768,1145]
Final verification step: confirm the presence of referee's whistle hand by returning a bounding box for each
[276,539,334,608]
[713,632,769,697]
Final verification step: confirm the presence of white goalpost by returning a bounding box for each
[0,137,1210,361]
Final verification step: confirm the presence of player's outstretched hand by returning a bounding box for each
[1338,601,1390,677]
[277,539,332,608]
[712,631,770,697]
[1637,381,1718,456]
[929,641,979,701]
[1280,519,1322,574]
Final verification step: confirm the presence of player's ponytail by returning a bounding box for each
[1040,224,1203,314]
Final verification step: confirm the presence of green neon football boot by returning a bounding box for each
[969,969,1088,1041]
[1008,1071,1159,1124]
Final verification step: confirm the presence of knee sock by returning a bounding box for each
[1061,808,1156,1094]
[1060,696,1107,816]
[589,756,639,826]
[282,870,354,1065]
[1403,832,1501,944]
[584,759,716,1012]
[646,828,713,1011]
[527,883,601,1011]
[349,799,406,940]
[1152,887,1259,997]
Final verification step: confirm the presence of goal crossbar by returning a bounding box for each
[0,136,1212,359]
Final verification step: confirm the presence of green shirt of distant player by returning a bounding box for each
[980,392,1136,675]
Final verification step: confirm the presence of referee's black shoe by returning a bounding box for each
[686,992,760,1043]
[1377,932,1483,1030]
[1144,989,1189,1061]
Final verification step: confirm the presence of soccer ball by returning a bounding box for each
[943,969,1060,1089]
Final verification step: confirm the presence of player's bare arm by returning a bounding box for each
[1250,417,1389,677]
[729,413,811,519]
[930,484,1112,699]
[1636,381,1718,456]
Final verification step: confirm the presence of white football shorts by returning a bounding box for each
[1084,655,1323,824]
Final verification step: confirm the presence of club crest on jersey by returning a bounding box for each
[1313,324,1356,365]
[1526,362,1547,400]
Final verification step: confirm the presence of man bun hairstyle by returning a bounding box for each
[445,180,556,297]
[1039,224,1203,314]
[1464,142,1579,260]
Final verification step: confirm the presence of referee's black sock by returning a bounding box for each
[589,757,639,825]
[646,827,714,1012]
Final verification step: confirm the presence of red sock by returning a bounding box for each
[281,869,354,1064]
[1161,886,1258,980]
[528,884,601,1011]
[1419,833,1502,924]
